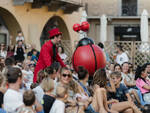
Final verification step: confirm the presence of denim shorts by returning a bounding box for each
[143,93,150,103]
[85,104,99,113]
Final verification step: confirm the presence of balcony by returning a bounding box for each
[13,0,33,5]
[13,0,82,14]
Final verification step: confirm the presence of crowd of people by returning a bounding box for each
[0,29,150,113]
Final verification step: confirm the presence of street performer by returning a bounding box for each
[33,28,66,83]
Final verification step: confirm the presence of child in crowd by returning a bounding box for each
[33,65,57,103]
[22,61,34,89]
[41,78,55,113]
[50,85,68,113]
[32,70,45,103]
[17,90,44,113]
[31,49,38,64]
[107,71,141,113]
[16,31,24,43]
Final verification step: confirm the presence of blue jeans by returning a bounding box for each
[85,104,99,113]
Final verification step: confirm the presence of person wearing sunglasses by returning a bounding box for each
[60,67,72,85]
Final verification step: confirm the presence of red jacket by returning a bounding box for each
[33,40,66,83]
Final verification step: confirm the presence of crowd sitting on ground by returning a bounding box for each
[0,34,150,113]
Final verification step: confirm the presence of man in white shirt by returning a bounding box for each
[4,67,23,113]
[115,45,129,65]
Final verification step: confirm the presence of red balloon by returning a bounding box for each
[72,45,106,76]
[81,21,90,32]
[73,23,81,32]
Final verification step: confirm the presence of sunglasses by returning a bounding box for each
[62,74,71,78]
[28,64,35,67]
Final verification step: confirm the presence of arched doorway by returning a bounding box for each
[0,7,22,45]
[40,16,72,56]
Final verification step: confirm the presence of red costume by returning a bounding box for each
[33,28,66,83]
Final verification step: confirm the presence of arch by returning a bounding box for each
[40,16,70,46]
[0,7,22,45]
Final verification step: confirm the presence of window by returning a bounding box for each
[122,0,137,16]
[0,33,7,46]
[114,26,141,41]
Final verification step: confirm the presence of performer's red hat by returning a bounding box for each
[48,28,62,38]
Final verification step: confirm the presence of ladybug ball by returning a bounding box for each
[72,37,106,76]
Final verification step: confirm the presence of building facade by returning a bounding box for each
[0,0,83,51]
[85,0,150,43]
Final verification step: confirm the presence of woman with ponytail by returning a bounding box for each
[135,63,150,102]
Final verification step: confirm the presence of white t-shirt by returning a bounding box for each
[116,52,129,65]
[0,50,7,58]
[22,70,33,89]
[59,53,67,61]
[33,85,44,103]
[50,99,65,113]
[4,89,23,113]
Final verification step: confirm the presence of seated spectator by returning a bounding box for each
[0,43,7,59]
[17,90,44,113]
[106,63,114,78]
[122,62,140,105]
[135,64,150,103]
[41,77,55,113]
[76,67,116,113]
[122,62,136,88]
[50,85,68,113]
[107,71,141,113]
[114,64,122,73]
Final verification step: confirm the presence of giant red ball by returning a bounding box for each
[72,44,106,76]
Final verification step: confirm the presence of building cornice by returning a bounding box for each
[87,16,150,20]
